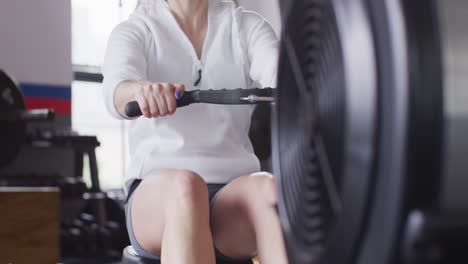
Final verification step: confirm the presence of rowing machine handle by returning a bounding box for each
[125,88,275,118]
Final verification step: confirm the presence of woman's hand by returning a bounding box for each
[132,81,185,118]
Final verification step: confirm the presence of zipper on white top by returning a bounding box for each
[194,66,203,87]
[162,0,211,87]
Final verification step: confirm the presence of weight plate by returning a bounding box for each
[0,70,26,168]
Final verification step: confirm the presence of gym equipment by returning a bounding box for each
[0,70,130,261]
[0,174,88,224]
[0,70,54,167]
[0,175,128,260]
[274,0,468,263]
[60,202,128,260]
[0,188,60,263]
[0,126,129,261]
[124,88,275,118]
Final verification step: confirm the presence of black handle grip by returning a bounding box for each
[124,91,196,118]
[124,101,142,118]
[124,88,275,118]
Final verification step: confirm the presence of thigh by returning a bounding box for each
[210,172,277,259]
[129,168,208,256]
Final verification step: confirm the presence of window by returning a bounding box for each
[72,0,137,189]
[72,0,137,67]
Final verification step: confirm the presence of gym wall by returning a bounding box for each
[0,0,72,126]
[0,0,74,177]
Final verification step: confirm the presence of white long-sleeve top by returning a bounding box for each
[102,0,279,193]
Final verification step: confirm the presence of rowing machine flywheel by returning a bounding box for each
[274,0,377,263]
[272,0,468,263]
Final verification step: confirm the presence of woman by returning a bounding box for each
[102,0,287,263]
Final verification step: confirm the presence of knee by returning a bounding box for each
[171,170,208,206]
[251,174,277,206]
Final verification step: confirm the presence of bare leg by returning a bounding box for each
[131,169,216,264]
[211,173,289,264]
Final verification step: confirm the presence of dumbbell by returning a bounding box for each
[98,223,115,255]
[79,212,119,257]
[71,217,100,257]
[83,191,108,227]
[0,70,55,168]
[105,220,127,251]
[79,214,119,258]
[61,225,87,257]
[60,225,73,257]
[80,212,121,255]
[59,177,88,199]
[80,210,127,254]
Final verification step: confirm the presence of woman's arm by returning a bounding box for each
[102,20,184,119]
[102,21,146,119]
[114,80,184,118]
[240,11,280,88]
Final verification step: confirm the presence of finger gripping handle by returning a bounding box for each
[124,91,196,118]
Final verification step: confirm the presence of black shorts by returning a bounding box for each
[124,179,252,263]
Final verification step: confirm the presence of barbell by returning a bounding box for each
[0,70,54,168]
